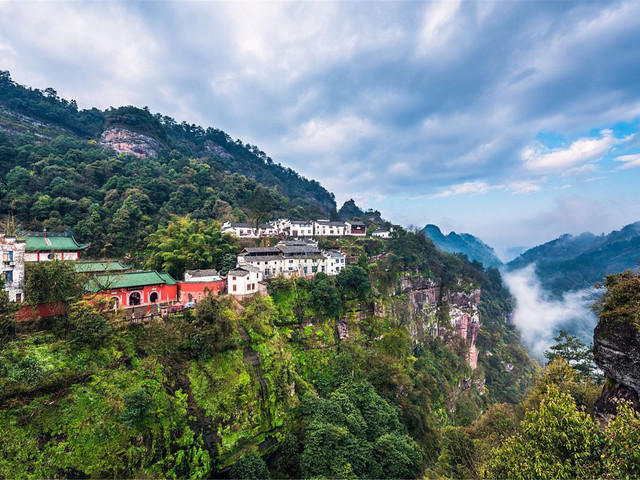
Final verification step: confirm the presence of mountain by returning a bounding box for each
[0,71,336,258]
[422,224,503,268]
[508,222,640,296]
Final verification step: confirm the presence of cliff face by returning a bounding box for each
[387,275,481,370]
[594,319,640,415]
[100,127,162,158]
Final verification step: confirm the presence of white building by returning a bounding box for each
[372,229,392,238]
[237,240,346,279]
[1,233,26,302]
[184,269,222,282]
[313,220,348,236]
[228,264,263,296]
[287,220,314,237]
[325,250,346,275]
[221,222,259,238]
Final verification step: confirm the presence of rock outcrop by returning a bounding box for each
[448,290,481,370]
[100,127,162,158]
[594,319,640,415]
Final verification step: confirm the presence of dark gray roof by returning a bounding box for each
[277,245,321,254]
[241,256,284,262]
[228,269,249,277]
[241,247,280,254]
[185,269,219,278]
[347,221,366,226]
[228,223,253,228]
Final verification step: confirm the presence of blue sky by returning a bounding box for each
[1,1,640,255]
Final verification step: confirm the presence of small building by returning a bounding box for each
[88,270,178,308]
[221,222,258,238]
[346,221,367,236]
[313,220,348,236]
[372,229,391,238]
[258,223,278,237]
[325,250,346,275]
[228,264,263,296]
[287,220,314,237]
[1,233,26,302]
[179,269,226,302]
[24,231,90,262]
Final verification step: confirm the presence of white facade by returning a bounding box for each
[288,221,314,237]
[372,229,391,238]
[184,269,221,283]
[228,265,263,295]
[1,234,26,302]
[324,250,347,275]
[237,241,346,279]
[313,220,348,236]
[221,222,259,238]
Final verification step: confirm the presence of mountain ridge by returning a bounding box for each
[422,224,503,268]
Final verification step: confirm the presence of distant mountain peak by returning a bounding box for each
[422,224,502,268]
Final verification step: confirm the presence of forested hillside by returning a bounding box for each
[0,229,539,478]
[422,224,502,268]
[0,71,336,259]
[507,222,640,296]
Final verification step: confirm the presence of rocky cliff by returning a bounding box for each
[594,319,640,415]
[100,127,162,158]
[384,275,482,370]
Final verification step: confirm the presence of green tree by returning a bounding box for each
[309,272,341,317]
[485,385,602,479]
[145,216,239,279]
[67,299,110,346]
[229,450,270,480]
[337,266,371,301]
[544,330,599,380]
[246,186,283,231]
[0,279,16,340]
[24,261,85,306]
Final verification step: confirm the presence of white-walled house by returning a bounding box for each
[1,233,26,302]
[221,222,259,238]
[237,240,346,279]
[287,220,314,237]
[228,264,263,296]
[324,250,346,275]
[313,220,348,236]
[372,229,392,238]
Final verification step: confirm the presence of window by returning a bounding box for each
[233,285,237,292]
[15,293,22,303]
[4,271,13,283]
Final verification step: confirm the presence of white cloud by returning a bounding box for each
[503,265,599,359]
[430,181,495,199]
[508,181,542,194]
[615,153,640,169]
[522,129,627,173]
[417,0,462,57]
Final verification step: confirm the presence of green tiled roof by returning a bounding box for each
[74,261,130,274]
[87,270,177,292]
[24,232,90,251]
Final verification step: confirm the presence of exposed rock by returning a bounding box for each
[204,140,233,158]
[594,319,640,415]
[100,127,162,158]
[337,317,349,340]
[448,290,481,370]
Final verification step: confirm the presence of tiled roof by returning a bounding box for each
[24,232,90,251]
[347,221,366,226]
[185,269,219,278]
[315,220,346,227]
[87,270,176,292]
[242,247,280,254]
[74,260,130,274]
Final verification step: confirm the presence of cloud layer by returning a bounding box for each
[1,1,640,247]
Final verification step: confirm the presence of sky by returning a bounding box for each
[1,1,640,255]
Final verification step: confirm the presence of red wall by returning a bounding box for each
[106,283,178,308]
[178,280,226,302]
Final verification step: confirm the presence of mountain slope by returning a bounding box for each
[0,71,336,257]
[508,222,640,296]
[422,224,503,268]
